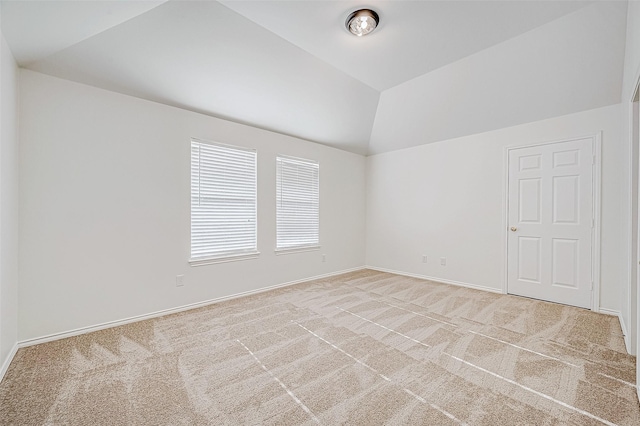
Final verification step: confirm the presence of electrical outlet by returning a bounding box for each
[440,257,446,266]
[322,254,326,263]
[422,255,428,263]
[176,275,184,287]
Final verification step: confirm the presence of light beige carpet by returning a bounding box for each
[1,269,638,425]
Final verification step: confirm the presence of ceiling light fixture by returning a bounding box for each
[346,9,379,37]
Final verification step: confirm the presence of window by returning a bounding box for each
[276,155,319,251]
[190,139,257,264]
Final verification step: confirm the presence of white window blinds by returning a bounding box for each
[190,139,257,262]
[276,155,319,250]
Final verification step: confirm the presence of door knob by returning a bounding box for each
[510,227,517,232]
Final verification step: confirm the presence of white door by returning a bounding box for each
[507,138,594,309]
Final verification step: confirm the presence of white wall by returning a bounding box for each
[366,103,625,313]
[369,2,627,155]
[620,0,640,391]
[0,34,19,369]
[622,1,640,102]
[18,70,366,341]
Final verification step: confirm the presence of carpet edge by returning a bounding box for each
[365,265,504,294]
[15,266,367,349]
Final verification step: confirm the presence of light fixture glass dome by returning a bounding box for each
[346,9,379,37]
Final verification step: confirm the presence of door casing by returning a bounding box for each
[627,90,639,356]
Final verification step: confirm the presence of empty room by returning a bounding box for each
[1,0,640,424]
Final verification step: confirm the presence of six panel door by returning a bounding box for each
[507,138,594,309]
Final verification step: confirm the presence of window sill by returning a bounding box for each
[189,251,260,266]
[275,245,321,255]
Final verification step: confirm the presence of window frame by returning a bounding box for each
[189,138,259,266]
[275,154,320,254]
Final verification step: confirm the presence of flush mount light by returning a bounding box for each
[346,9,379,37]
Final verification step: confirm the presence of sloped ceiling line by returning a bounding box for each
[0,0,628,155]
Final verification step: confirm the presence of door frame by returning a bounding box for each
[501,134,602,311]
[627,83,639,356]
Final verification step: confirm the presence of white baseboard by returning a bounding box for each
[0,343,19,383]
[596,308,633,355]
[613,311,631,354]
[18,266,366,349]
[599,308,621,317]
[365,266,503,294]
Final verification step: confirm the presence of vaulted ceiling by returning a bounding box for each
[0,1,628,155]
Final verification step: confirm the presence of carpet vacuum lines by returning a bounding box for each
[348,287,459,329]
[347,287,633,388]
[0,270,635,424]
[597,372,636,388]
[346,290,582,367]
[345,286,585,365]
[442,352,617,426]
[293,320,467,426]
[335,307,433,350]
[236,338,321,425]
[334,305,619,426]
[464,329,580,368]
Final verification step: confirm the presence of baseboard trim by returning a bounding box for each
[0,343,19,383]
[599,308,621,317]
[18,266,366,349]
[597,308,632,355]
[365,266,503,294]
[604,309,631,355]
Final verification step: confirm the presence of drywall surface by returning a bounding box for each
[370,2,626,154]
[25,1,379,155]
[620,0,640,372]
[19,70,366,340]
[0,34,19,367]
[366,104,624,313]
[623,1,640,100]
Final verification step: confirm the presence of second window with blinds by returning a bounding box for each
[276,155,320,252]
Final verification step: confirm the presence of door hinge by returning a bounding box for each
[592,155,596,165]
[592,218,594,228]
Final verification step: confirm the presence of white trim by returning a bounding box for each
[365,266,503,294]
[629,60,640,402]
[626,89,639,357]
[190,136,256,153]
[502,134,602,312]
[619,312,631,354]
[190,138,258,263]
[17,267,365,348]
[275,155,320,251]
[275,245,321,255]
[0,343,19,383]
[501,146,510,294]
[622,316,631,356]
[599,308,632,354]
[593,132,602,312]
[189,250,260,266]
[276,153,319,166]
[629,93,638,324]
[599,308,621,317]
